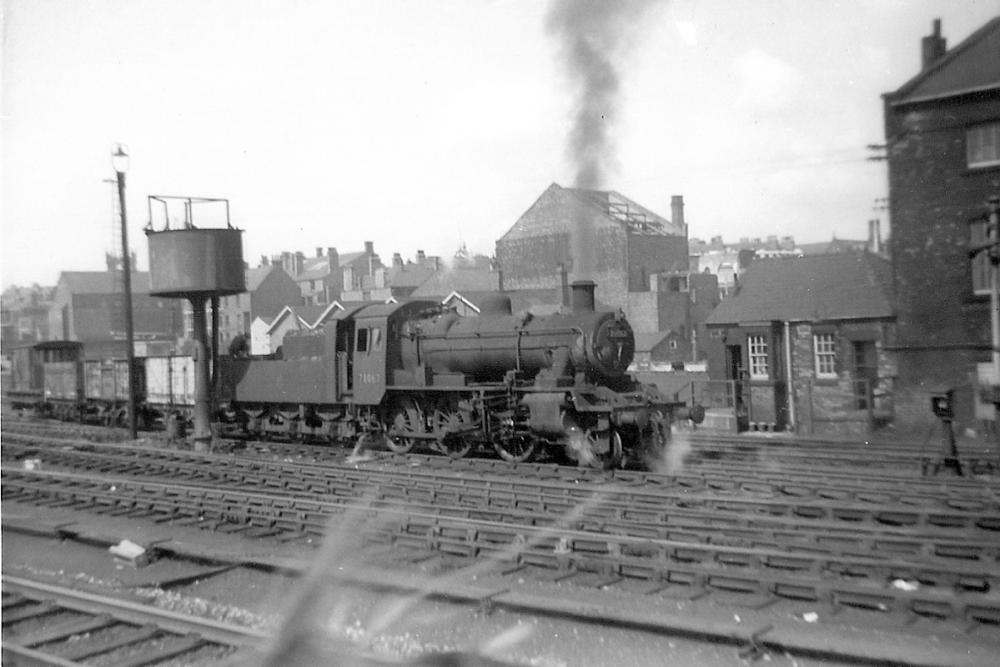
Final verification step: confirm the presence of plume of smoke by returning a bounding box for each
[546,0,659,278]
[652,429,693,476]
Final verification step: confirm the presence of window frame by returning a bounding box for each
[971,219,992,295]
[967,123,1000,169]
[747,334,769,380]
[813,332,838,379]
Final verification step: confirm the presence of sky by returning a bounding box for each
[2,0,999,288]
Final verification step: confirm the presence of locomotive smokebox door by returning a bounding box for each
[931,391,954,420]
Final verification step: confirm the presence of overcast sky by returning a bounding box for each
[2,0,998,288]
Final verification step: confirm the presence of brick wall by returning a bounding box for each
[886,90,1000,431]
[788,321,896,437]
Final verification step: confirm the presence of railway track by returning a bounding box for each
[7,411,997,473]
[2,574,265,665]
[7,436,1000,534]
[5,466,1000,632]
[5,420,1000,663]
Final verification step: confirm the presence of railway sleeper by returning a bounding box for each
[58,623,162,662]
[967,604,1000,625]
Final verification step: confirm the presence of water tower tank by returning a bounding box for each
[147,228,246,298]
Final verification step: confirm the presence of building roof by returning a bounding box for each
[499,182,684,243]
[633,332,673,353]
[410,268,500,297]
[886,17,1000,106]
[245,265,278,291]
[58,271,153,295]
[797,238,868,256]
[705,253,894,326]
[388,264,438,290]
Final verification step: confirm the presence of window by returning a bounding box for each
[748,335,769,379]
[967,123,1000,168]
[814,333,837,378]
[971,220,992,295]
[356,328,369,353]
[371,327,383,351]
[668,339,678,350]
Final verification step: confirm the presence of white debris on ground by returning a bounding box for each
[135,586,271,629]
[109,539,148,567]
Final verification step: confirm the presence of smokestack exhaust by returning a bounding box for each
[571,280,596,313]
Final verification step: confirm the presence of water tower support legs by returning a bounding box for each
[190,295,213,451]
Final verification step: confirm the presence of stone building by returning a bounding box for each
[883,17,1000,432]
[704,253,896,436]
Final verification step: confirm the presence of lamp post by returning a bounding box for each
[112,143,137,440]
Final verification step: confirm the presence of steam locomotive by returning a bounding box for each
[8,281,701,468]
[220,280,700,467]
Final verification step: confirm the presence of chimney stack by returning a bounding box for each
[392,252,404,270]
[417,249,426,263]
[671,195,685,229]
[364,241,374,255]
[921,19,947,70]
[315,247,323,258]
[260,255,269,267]
[571,280,596,313]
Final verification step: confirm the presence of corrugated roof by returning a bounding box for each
[705,253,894,325]
[886,17,1000,105]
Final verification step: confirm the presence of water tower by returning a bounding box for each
[146,196,245,448]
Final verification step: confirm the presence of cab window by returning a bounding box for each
[356,328,369,353]
[371,327,382,351]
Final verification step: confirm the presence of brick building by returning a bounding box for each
[48,270,183,355]
[267,242,388,305]
[1,284,54,352]
[496,183,708,353]
[704,253,896,435]
[883,17,1000,431]
[212,264,301,349]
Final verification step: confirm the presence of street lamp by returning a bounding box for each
[112,143,137,440]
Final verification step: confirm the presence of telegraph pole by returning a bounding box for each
[989,197,1000,409]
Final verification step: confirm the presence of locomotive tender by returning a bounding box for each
[222,280,698,467]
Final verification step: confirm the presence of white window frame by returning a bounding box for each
[971,220,992,295]
[967,123,1000,169]
[813,333,837,379]
[748,335,769,379]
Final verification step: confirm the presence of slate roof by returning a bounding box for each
[705,253,894,326]
[59,271,153,294]
[886,17,1000,105]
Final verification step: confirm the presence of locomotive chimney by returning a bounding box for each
[571,280,596,313]
[479,293,512,316]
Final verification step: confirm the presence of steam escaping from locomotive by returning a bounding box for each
[546,0,659,278]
